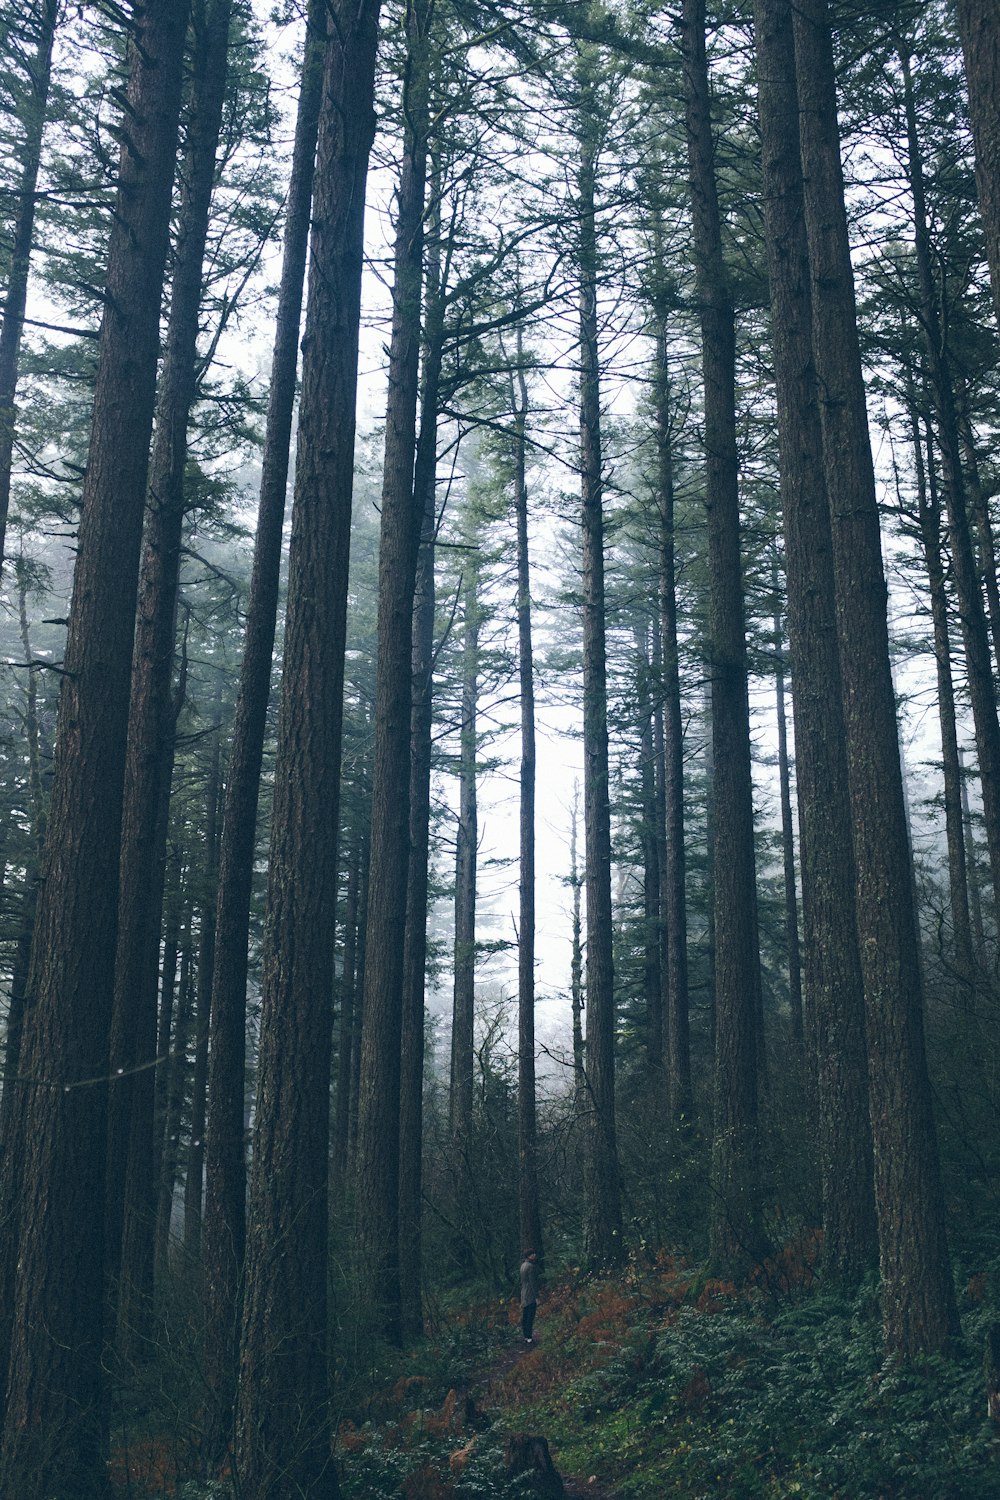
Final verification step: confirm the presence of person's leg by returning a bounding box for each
[522,1302,536,1341]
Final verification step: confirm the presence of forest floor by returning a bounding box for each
[329,1243,1000,1500]
[110,1242,1000,1498]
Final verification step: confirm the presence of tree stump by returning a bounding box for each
[504,1434,566,1497]
[984,1322,1000,1424]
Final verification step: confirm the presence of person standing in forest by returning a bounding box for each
[520,1249,539,1343]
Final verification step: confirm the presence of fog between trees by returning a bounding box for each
[0,0,998,1495]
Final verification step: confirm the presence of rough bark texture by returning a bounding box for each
[772,609,803,1045]
[354,0,430,1346]
[399,218,446,1338]
[682,0,764,1274]
[900,46,1000,933]
[202,0,326,1457]
[156,904,194,1286]
[911,403,974,981]
[960,744,987,955]
[152,855,182,1231]
[0,6,189,1493]
[569,789,585,1108]
[956,0,1000,328]
[106,0,233,1361]
[754,0,877,1282]
[451,564,479,1156]
[635,621,663,1073]
[576,55,623,1267]
[0,0,58,577]
[652,333,691,1123]
[956,393,1000,689]
[793,0,957,1354]
[333,837,362,1196]
[183,734,221,1264]
[0,562,47,1367]
[234,1,381,1492]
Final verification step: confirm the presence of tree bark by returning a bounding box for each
[899,43,1000,936]
[956,0,1000,329]
[771,586,803,1044]
[183,732,221,1265]
[0,6,190,1492]
[569,786,585,1109]
[910,398,974,983]
[106,0,234,1361]
[682,0,764,1274]
[202,0,326,1458]
[753,0,877,1281]
[773,606,803,1044]
[348,831,370,1170]
[955,391,1000,688]
[635,620,663,1073]
[576,51,623,1268]
[153,852,183,1217]
[451,563,479,1157]
[0,559,47,1362]
[156,900,194,1287]
[652,332,691,1124]
[399,196,446,1339]
[234,0,381,1491]
[792,0,958,1353]
[333,835,362,1198]
[354,0,431,1346]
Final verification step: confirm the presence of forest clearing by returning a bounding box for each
[0,0,999,1496]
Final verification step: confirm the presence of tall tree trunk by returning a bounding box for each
[399,194,446,1339]
[899,43,1000,935]
[682,0,764,1273]
[754,0,876,1283]
[234,0,382,1492]
[651,617,670,1066]
[955,390,1000,687]
[652,332,691,1122]
[354,0,431,1347]
[12,548,48,986]
[106,0,234,1361]
[909,397,974,984]
[451,564,479,1158]
[635,621,663,1074]
[0,0,58,577]
[792,0,958,1353]
[202,0,327,1459]
[956,0,1000,328]
[569,785,585,1108]
[183,733,222,1265]
[576,52,623,1268]
[333,835,362,1199]
[153,853,183,1200]
[772,589,803,1044]
[0,558,48,1311]
[0,6,190,1493]
[349,832,370,1170]
[156,901,194,1288]
[960,745,987,956]
[514,359,544,1263]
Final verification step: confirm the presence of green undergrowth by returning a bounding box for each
[487,1260,1000,1499]
[112,1258,1000,1497]
[334,1254,1000,1499]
